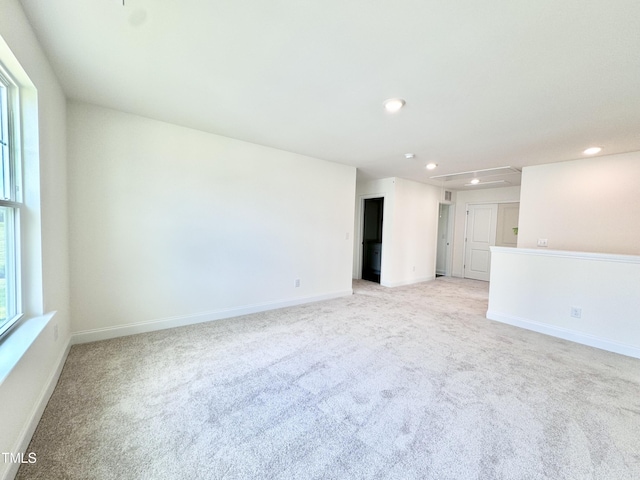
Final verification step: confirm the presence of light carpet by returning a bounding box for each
[17,278,640,479]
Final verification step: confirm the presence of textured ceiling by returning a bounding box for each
[18,0,640,189]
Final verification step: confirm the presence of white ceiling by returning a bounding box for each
[18,0,640,190]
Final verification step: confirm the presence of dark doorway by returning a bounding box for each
[362,197,384,283]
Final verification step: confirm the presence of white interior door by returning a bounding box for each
[436,204,451,276]
[464,204,498,281]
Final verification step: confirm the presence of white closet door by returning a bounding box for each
[464,204,498,281]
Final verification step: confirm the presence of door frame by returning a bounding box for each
[462,200,519,280]
[436,202,455,276]
[355,193,387,281]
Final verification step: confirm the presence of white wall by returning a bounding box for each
[68,102,356,339]
[354,177,440,287]
[386,178,440,287]
[488,153,640,357]
[488,247,640,358]
[518,152,640,255]
[452,186,521,277]
[0,1,70,479]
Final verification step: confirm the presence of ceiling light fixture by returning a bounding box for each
[405,153,415,159]
[426,163,437,170]
[470,178,480,185]
[383,98,406,113]
[583,146,602,155]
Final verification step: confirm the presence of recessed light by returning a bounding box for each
[405,153,415,159]
[426,163,437,170]
[383,98,406,113]
[470,178,480,185]
[583,146,602,155]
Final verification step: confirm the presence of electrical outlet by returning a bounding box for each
[294,279,300,288]
[570,307,582,319]
[53,324,59,341]
[412,266,415,272]
[537,238,548,247]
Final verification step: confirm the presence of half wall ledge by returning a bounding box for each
[487,247,640,359]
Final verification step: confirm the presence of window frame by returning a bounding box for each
[0,62,24,339]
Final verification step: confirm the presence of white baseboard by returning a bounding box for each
[381,275,435,288]
[71,290,353,345]
[487,310,640,359]
[3,338,71,480]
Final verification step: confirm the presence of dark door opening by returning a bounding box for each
[362,197,384,283]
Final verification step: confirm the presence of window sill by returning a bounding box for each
[0,312,56,385]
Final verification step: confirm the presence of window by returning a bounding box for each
[0,63,22,338]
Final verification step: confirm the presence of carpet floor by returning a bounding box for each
[17,278,640,479]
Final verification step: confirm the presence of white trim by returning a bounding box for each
[2,337,71,480]
[490,246,640,264]
[381,275,435,288]
[487,310,640,359]
[71,290,353,345]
